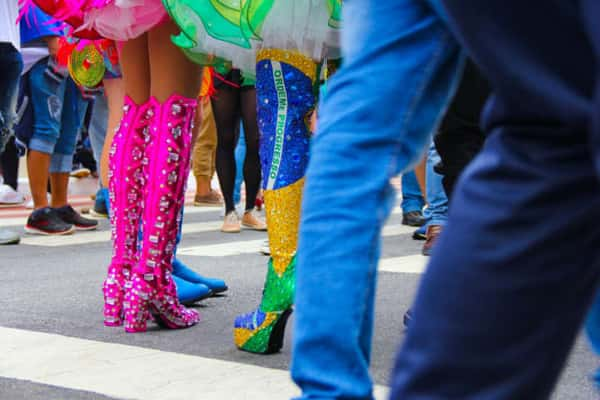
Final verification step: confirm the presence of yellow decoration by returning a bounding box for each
[264,178,305,276]
[233,312,278,345]
[257,49,318,83]
[68,44,105,88]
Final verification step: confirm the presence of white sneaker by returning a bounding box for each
[24,193,50,209]
[0,185,25,207]
[24,198,35,209]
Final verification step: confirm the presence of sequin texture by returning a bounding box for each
[256,50,316,191]
[233,50,314,354]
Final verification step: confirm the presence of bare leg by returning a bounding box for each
[99,78,125,188]
[50,172,69,208]
[119,35,151,104]
[27,150,50,209]
[148,21,202,100]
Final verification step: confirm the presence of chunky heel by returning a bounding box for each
[103,269,125,326]
[124,278,152,333]
[267,308,293,354]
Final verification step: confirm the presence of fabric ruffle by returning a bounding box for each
[27,0,167,41]
[164,0,341,77]
[80,0,167,41]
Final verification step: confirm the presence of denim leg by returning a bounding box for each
[233,123,246,206]
[400,171,425,214]
[290,0,463,398]
[88,90,109,176]
[586,291,600,390]
[28,58,65,156]
[422,141,448,226]
[50,79,89,173]
[391,126,600,398]
[0,44,23,153]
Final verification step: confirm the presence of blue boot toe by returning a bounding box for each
[172,258,228,294]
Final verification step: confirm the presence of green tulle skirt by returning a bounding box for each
[163,0,341,76]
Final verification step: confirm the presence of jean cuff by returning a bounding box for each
[401,203,424,214]
[50,153,72,173]
[29,137,56,155]
[427,217,448,227]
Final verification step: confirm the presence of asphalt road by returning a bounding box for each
[0,204,597,400]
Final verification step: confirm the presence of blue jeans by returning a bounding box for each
[290,0,463,398]
[422,141,448,226]
[586,292,600,390]
[400,171,424,214]
[390,0,600,398]
[28,57,88,173]
[0,44,23,153]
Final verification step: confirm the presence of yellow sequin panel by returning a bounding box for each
[256,49,317,83]
[233,312,278,346]
[264,178,305,276]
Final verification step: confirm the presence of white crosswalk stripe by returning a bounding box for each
[0,327,389,400]
[12,205,426,274]
[20,220,223,247]
[0,205,221,229]
[15,207,408,247]
[177,222,415,258]
[379,255,428,274]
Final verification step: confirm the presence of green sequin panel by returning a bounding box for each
[259,256,296,312]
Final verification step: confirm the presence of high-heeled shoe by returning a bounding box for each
[234,50,315,353]
[103,97,147,327]
[234,257,296,354]
[124,95,201,333]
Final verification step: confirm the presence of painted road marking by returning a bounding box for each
[0,204,222,228]
[19,220,223,247]
[177,222,413,257]
[379,255,428,274]
[15,208,408,248]
[0,327,389,400]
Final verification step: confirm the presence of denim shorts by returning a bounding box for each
[0,43,23,153]
[27,57,89,172]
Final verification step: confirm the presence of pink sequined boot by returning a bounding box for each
[103,97,156,326]
[124,94,200,333]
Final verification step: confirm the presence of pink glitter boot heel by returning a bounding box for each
[103,97,151,327]
[123,276,153,333]
[124,95,200,332]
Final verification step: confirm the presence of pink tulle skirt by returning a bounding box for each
[78,0,167,41]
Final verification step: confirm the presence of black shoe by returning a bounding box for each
[402,211,426,227]
[54,205,99,231]
[412,226,427,240]
[25,207,75,236]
